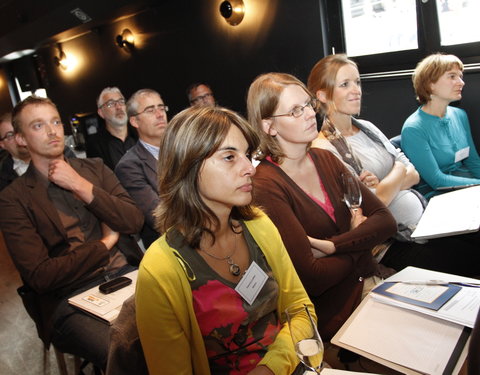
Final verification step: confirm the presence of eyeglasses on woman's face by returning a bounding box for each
[269,98,318,119]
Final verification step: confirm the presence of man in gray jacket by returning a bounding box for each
[115,89,169,248]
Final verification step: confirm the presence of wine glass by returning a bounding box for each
[341,172,362,211]
[286,304,324,374]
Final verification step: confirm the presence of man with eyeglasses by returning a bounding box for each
[187,82,216,107]
[0,95,144,371]
[0,113,30,191]
[86,87,137,170]
[115,88,169,248]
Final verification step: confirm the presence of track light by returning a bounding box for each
[116,28,135,49]
[219,0,245,26]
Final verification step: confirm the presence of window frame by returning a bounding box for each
[321,0,480,74]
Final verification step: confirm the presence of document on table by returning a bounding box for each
[372,282,461,310]
[372,286,480,327]
[375,266,480,327]
[411,185,480,240]
[68,270,137,324]
[337,298,466,375]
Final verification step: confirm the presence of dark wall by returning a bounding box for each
[34,0,325,124]
[1,0,478,148]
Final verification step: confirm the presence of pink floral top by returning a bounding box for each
[168,224,281,374]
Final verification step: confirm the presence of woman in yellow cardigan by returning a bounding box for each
[136,106,314,375]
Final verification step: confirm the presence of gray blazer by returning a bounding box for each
[115,141,160,248]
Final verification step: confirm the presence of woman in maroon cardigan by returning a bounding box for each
[247,72,396,340]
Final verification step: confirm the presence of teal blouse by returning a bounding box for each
[401,106,480,198]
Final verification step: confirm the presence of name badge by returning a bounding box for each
[455,146,470,163]
[235,261,268,305]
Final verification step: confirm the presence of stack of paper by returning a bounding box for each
[332,267,478,375]
[372,284,480,327]
[335,298,468,375]
[376,266,480,327]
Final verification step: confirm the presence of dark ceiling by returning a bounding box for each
[0,0,162,60]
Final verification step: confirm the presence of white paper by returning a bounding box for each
[372,286,480,328]
[68,270,137,324]
[383,283,449,303]
[411,185,480,239]
[338,298,464,375]
[378,266,480,327]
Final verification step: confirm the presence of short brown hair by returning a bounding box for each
[246,72,314,164]
[413,53,464,105]
[12,95,58,133]
[0,112,12,125]
[155,106,260,249]
[307,53,358,115]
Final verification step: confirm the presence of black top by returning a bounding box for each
[86,126,137,171]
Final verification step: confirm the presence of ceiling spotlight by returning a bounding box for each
[219,0,245,26]
[116,28,135,49]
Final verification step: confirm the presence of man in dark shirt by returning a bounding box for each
[86,87,137,170]
[0,112,30,190]
[0,95,144,370]
[187,82,216,107]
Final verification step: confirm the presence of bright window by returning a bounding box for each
[342,0,417,57]
[324,0,480,73]
[436,0,480,46]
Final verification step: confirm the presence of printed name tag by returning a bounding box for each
[235,261,268,305]
[455,146,470,163]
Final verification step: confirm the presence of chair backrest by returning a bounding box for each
[390,134,402,150]
[106,295,148,375]
[17,284,49,346]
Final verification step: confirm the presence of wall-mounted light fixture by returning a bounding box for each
[53,44,68,70]
[219,0,245,26]
[116,28,135,49]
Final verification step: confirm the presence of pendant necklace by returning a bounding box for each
[201,233,241,276]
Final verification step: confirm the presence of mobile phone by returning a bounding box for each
[99,276,132,294]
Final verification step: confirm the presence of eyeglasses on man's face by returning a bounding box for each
[0,131,15,141]
[132,104,169,116]
[190,93,213,105]
[99,98,126,109]
[270,98,318,119]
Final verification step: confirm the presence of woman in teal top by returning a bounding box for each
[401,53,480,198]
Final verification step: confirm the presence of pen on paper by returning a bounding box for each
[400,280,480,287]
